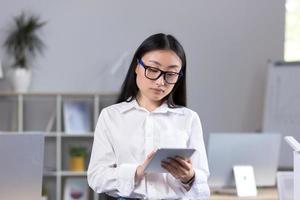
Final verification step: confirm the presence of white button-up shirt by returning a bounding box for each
[87,99,210,200]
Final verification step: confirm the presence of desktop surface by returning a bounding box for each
[210,187,278,200]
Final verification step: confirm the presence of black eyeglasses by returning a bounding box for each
[137,59,183,84]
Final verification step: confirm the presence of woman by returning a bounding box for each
[87,33,210,199]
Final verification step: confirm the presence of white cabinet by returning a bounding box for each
[0,92,118,200]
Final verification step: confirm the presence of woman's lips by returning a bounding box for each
[151,88,164,93]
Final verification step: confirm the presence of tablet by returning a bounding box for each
[144,148,196,173]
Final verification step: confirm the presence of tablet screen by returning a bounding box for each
[144,148,196,173]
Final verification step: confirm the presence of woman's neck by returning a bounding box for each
[136,94,163,112]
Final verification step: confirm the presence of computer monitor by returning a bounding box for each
[207,133,281,188]
[0,132,44,200]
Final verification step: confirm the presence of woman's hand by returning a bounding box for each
[135,150,156,184]
[161,156,195,183]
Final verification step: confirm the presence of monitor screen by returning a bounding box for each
[0,132,44,200]
[207,133,281,188]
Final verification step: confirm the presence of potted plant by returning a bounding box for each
[69,146,87,171]
[3,12,46,92]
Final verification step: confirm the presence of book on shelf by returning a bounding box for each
[63,101,91,134]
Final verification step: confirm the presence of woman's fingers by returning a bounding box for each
[161,157,194,182]
[168,158,188,173]
[142,149,158,172]
[161,161,179,178]
[174,156,191,170]
[147,149,157,159]
[161,159,189,176]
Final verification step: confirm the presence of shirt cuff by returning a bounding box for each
[183,169,210,198]
[117,163,139,196]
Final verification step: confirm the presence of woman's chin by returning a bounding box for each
[150,94,166,102]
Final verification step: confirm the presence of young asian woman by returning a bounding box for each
[87,33,210,200]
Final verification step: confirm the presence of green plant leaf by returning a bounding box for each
[3,11,46,69]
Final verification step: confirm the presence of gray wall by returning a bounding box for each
[0,0,285,138]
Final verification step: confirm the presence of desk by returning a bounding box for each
[210,187,278,200]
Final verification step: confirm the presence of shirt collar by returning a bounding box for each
[118,98,184,115]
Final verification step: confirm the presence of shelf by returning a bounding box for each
[44,171,88,177]
[44,132,58,137]
[60,171,87,177]
[44,171,57,177]
[0,92,118,200]
[59,132,94,137]
[43,132,94,137]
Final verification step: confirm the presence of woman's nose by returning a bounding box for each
[155,74,165,86]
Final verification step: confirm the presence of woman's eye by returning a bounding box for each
[149,68,160,73]
[166,73,177,77]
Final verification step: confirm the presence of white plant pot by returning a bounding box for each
[8,68,32,93]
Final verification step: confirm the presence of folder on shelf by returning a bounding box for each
[63,101,91,134]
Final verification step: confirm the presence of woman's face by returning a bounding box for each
[135,49,182,104]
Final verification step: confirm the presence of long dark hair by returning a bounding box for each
[117,33,187,108]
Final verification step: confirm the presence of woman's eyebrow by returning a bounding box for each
[149,60,162,66]
[149,60,180,68]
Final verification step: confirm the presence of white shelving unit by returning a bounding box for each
[0,92,118,200]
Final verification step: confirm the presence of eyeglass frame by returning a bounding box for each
[137,59,183,84]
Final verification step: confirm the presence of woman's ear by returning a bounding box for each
[135,65,138,74]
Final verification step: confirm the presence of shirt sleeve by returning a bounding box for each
[167,111,210,199]
[87,108,139,196]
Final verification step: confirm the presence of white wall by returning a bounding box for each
[0,0,285,138]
